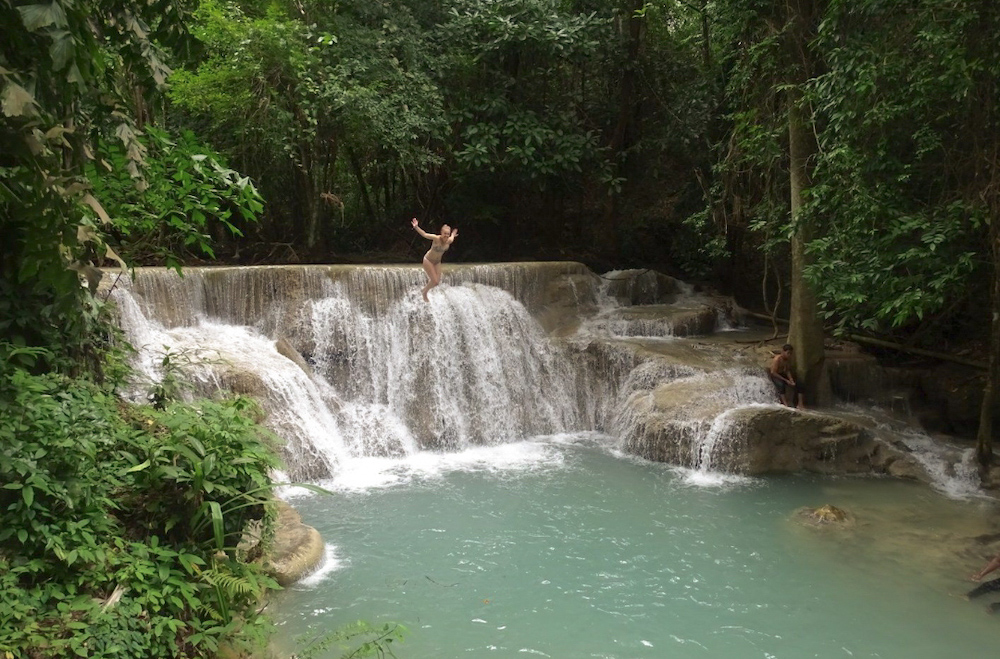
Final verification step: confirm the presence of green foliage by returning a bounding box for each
[169,0,446,248]
[118,396,278,552]
[0,369,281,658]
[1,0,183,373]
[436,0,610,188]
[89,126,264,269]
[800,0,996,335]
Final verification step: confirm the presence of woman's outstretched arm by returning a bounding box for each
[447,227,458,244]
[411,217,437,240]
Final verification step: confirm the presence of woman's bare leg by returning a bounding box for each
[421,257,437,301]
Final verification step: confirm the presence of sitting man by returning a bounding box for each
[770,343,805,409]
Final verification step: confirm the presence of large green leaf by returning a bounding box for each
[17,1,68,31]
[49,29,75,71]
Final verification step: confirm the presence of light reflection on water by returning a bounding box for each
[272,435,999,659]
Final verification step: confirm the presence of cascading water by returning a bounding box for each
[307,281,581,449]
[113,287,356,478]
[108,265,608,481]
[107,262,981,498]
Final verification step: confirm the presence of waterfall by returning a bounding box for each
[108,265,605,480]
[105,263,978,495]
[306,281,581,449]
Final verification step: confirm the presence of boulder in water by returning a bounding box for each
[266,501,326,586]
[217,366,268,398]
[725,406,925,477]
[621,379,927,479]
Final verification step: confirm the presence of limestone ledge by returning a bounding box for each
[266,501,325,587]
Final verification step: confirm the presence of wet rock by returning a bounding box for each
[620,382,927,480]
[266,501,325,587]
[826,351,885,403]
[981,464,1000,491]
[731,406,924,477]
[217,366,268,398]
[795,504,854,527]
[275,336,313,377]
[618,369,775,468]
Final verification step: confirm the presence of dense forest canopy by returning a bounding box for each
[1,0,999,654]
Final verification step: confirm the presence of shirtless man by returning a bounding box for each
[770,343,804,408]
[411,217,458,302]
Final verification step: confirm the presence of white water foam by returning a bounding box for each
[315,438,573,493]
[828,403,985,500]
[113,289,353,475]
[674,466,756,489]
[295,544,344,588]
[111,276,597,480]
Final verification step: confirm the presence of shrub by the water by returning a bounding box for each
[0,369,279,658]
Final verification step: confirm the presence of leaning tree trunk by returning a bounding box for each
[785,0,829,406]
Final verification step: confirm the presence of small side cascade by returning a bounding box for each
[866,417,984,499]
[600,269,686,305]
[111,286,358,479]
[692,408,746,472]
[583,269,740,339]
[827,353,889,405]
[615,365,778,469]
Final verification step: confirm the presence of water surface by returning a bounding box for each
[272,436,999,658]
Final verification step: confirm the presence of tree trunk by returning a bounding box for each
[976,203,1000,466]
[974,1,1000,467]
[785,0,828,406]
[347,147,376,223]
[608,1,646,154]
[700,0,712,71]
[600,0,647,262]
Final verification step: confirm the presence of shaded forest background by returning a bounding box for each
[5,0,999,348]
[114,2,1000,346]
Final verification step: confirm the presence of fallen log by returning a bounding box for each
[743,311,985,370]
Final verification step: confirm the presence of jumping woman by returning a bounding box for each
[411,217,458,301]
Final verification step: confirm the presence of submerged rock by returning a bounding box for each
[796,504,853,527]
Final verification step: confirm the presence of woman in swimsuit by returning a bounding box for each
[411,217,458,301]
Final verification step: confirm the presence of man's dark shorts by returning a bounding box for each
[770,373,789,395]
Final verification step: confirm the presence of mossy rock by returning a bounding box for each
[796,504,854,527]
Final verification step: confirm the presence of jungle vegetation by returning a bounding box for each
[1,0,998,656]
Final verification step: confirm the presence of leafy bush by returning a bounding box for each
[88,126,264,270]
[0,370,280,658]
